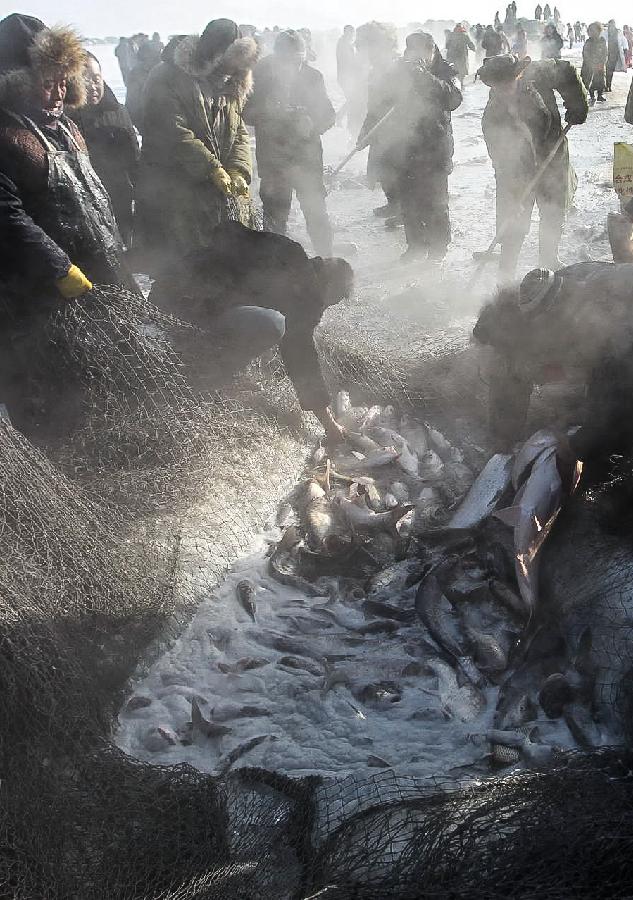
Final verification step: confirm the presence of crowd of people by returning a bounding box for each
[1,7,633,446]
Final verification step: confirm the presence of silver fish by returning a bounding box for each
[425,424,453,460]
[345,431,382,454]
[335,496,413,536]
[511,428,562,490]
[366,426,419,477]
[268,550,327,598]
[191,698,232,739]
[236,579,257,622]
[367,558,427,599]
[415,574,481,685]
[489,578,531,621]
[464,624,508,674]
[217,657,270,675]
[448,453,513,530]
[495,447,564,612]
[413,486,442,534]
[426,658,486,722]
[334,448,401,475]
[418,449,445,481]
[300,479,339,549]
[278,656,324,677]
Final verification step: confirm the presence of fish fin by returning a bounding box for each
[493,506,522,528]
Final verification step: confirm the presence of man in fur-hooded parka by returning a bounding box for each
[139,19,258,257]
[0,16,92,289]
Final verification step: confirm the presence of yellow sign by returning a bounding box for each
[614,142,633,197]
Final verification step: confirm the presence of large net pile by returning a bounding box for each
[2,284,633,898]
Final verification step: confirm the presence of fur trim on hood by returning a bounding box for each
[0,25,87,110]
[175,34,258,102]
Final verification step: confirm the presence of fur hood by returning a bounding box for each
[0,26,87,110]
[175,34,258,102]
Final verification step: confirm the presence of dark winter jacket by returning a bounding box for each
[243,55,335,171]
[582,35,608,70]
[541,30,564,59]
[391,53,462,171]
[525,59,588,143]
[445,31,475,77]
[0,67,88,288]
[149,221,337,410]
[68,84,139,243]
[139,34,257,252]
[482,29,508,57]
[482,82,552,184]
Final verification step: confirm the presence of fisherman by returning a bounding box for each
[474,264,633,457]
[479,52,587,277]
[513,28,529,59]
[68,52,139,245]
[0,15,134,292]
[336,26,363,133]
[543,4,552,21]
[149,220,354,440]
[445,24,476,90]
[243,29,335,257]
[541,23,564,60]
[535,4,543,22]
[139,19,257,261]
[606,20,625,92]
[355,22,401,222]
[0,15,136,429]
[582,23,607,104]
[114,36,134,86]
[124,39,161,128]
[384,31,462,263]
[482,25,510,58]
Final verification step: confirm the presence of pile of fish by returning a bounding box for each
[122,404,618,777]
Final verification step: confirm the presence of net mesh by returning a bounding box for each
[1,284,632,899]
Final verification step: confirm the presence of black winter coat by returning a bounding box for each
[69,84,139,244]
[390,54,462,172]
[149,221,334,410]
[243,56,335,171]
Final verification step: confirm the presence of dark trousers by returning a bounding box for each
[606,58,617,89]
[399,168,450,257]
[259,165,333,257]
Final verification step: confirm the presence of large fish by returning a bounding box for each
[334,496,413,536]
[426,658,486,723]
[495,447,564,613]
[448,453,513,530]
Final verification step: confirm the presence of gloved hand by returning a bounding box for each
[209,166,233,195]
[227,169,249,197]
[56,264,93,299]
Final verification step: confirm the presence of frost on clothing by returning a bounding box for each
[139,30,257,254]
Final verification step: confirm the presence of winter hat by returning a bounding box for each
[0,13,45,75]
[588,21,603,37]
[477,53,531,85]
[274,29,307,59]
[519,268,562,314]
[405,31,435,55]
[196,18,240,65]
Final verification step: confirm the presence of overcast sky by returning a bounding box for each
[7,1,633,37]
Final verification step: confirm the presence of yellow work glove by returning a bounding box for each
[209,166,233,195]
[56,264,93,299]
[227,169,249,197]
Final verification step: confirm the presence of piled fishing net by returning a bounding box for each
[2,281,633,898]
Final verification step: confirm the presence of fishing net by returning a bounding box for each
[1,281,632,899]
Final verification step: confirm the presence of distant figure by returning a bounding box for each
[69,52,139,245]
[150,32,164,54]
[125,40,161,128]
[574,22,583,43]
[513,27,529,58]
[535,4,543,21]
[337,25,363,133]
[445,24,475,89]
[606,20,625,91]
[623,25,633,68]
[543,4,552,20]
[566,24,574,49]
[494,11,502,29]
[472,23,486,63]
[582,22,608,103]
[482,25,509,58]
[243,30,335,256]
[541,23,564,60]
[554,7,561,25]
[114,36,134,85]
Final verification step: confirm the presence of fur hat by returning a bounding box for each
[477,53,531,86]
[0,24,87,108]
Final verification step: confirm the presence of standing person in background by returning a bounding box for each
[622,25,633,69]
[513,27,529,59]
[541,23,564,60]
[582,22,608,103]
[151,32,164,55]
[355,22,401,221]
[446,24,475,90]
[535,5,543,22]
[473,24,486,63]
[575,22,583,43]
[543,4,552,21]
[482,25,507,58]
[606,20,625,92]
[243,29,335,257]
[140,19,257,259]
[494,12,502,29]
[390,31,462,263]
[114,36,134,86]
[336,26,363,135]
[554,8,561,26]
[567,24,574,50]
[68,52,139,246]
[125,40,161,128]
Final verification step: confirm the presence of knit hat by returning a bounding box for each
[0,13,45,75]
